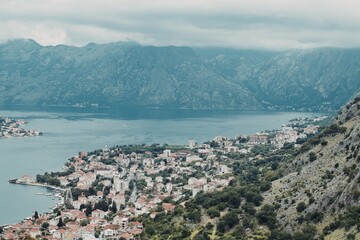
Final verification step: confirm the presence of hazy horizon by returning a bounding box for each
[1,0,359,50]
[3,38,360,51]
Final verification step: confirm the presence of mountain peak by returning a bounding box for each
[3,38,42,48]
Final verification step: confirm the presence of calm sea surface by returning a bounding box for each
[0,106,320,225]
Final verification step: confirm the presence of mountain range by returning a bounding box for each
[0,39,359,111]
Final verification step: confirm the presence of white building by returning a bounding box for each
[155,176,163,183]
[113,178,129,193]
[188,139,196,149]
[112,193,126,209]
[224,146,239,153]
[113,216,129,231]
[143,158,154,167]
[101,229,117,238]
[186,155,202,163]
[218,164,231,175]
[163,149,171,158]
[166,182,173,193]
[91,209,105,218]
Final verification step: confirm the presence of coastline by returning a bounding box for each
[0,110,329,239]
[8,180,65,192]
[0,117,43,139]
[2,180,65,227]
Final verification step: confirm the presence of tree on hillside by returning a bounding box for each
[85,204,93,217]
[57,217,65,228]
[256,204,277,229]
[296,202,307,213]
[41,222,49,231]
[33,211,39,219]
[110,202,117,213]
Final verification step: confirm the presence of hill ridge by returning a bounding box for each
[0,39,359,110]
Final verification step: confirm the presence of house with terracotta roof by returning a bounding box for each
[129,221,143,229]
[53,229,66,239]
[118,232,134,240]
[62,209,86,221]
[162,203,175,213]
[28,228,41,238]
[18,175,34,184]
[78,224,96,236]
[130,227,143,236]
[58,176,69,187]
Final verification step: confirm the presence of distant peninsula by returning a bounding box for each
[0,117,43,138]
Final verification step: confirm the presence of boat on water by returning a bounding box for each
[54,193,62,198]
[35,192,53,196]
[8,179,17,184]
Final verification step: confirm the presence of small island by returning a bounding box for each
[0,117,43,138]
[2,116,328,240]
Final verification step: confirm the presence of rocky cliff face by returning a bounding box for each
[264,92,360,237]
[0,39,359,110]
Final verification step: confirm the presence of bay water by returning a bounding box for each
[0,106,319,225]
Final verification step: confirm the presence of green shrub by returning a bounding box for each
[321,140,328,146]
[243,202,256,216]
[308,152,317,162]
[256,204,277,229]
[323,124,347,136]
[206,207,220,218]
[217,211,239,233]
[296,202,307,212]
[305,211,324,223]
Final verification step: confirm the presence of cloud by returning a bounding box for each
[0,0,360,49]
[0,21,70,45]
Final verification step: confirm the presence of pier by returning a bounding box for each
[8,179,65,192]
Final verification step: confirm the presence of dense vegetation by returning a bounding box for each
[36,167,75,186]
[133,142,312,239]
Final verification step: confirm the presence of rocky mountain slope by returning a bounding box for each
[0,39,359,110]
[264,92,360,239]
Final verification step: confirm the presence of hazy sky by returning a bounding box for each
[0,0,359,49]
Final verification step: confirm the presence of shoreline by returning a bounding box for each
[0,117,43,139]
[8,180,65,192]
[0,113,330,239]
[3,180,65,227]
[0,103,334,113]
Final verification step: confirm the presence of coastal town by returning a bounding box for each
[0,117,43,138]
[0,116,327,240]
